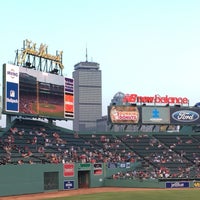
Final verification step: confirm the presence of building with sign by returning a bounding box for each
[73,59,102,131]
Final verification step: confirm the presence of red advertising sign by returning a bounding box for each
[65,94,74,112]
[123,94,189,106]
[63,163,74,177]
[94,169,102,175]
[93,163,102,175]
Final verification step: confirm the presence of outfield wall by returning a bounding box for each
[104,178,164,188]
[0,163,107,196]
[104,179,200,189]
[0,162,138,196]
[0,163,199,197]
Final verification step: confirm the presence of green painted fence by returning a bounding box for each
[0,162,198,197]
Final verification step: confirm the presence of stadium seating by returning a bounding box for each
[1,118,200,180]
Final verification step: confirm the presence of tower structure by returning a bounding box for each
[73,55,102,131]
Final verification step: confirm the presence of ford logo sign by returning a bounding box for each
[172,110,199,122]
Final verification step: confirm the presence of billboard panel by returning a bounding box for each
[142,107,170,124]
[166,181,189,188]
[63,163,74,177]
[3,64,74,120]
[5,64,19,112]
[64,78,74,118]
[108,105,140,124]
[64,180,74,190]
[170,107,200,125]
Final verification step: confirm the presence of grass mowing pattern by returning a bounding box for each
[32,102,64,117]
[45,189,200,200]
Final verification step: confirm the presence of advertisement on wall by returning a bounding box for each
[170,107,200,124]
[63,163,75,177]
[142,107,170,124]
[166,181,190,188]
[193,181,200,188]
[93,163,102,175]
[64,180,74,190]
[108,106,140,124]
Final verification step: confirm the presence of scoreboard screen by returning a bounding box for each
[2,63,74,120]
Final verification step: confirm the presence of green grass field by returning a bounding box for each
[32,102,64,117]
[45,189,200,200]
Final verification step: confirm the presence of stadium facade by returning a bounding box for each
[73,60,102,131]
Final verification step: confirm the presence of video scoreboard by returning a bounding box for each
[2,63,74,120]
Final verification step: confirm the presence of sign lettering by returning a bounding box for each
[123,94,189,106]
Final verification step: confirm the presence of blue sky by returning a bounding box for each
[1,0,200,127]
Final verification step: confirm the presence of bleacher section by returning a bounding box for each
[1,119,200,180]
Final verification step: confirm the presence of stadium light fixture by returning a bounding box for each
[50,68,59,74]
[26,62,31,67]
[25,62,35,69]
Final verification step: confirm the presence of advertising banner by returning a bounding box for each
[94,169,102,175]
[107,163,118,168]
[64,77,74,119]
[193,181,200,188]
[108,105,140,124]
[5,64,19,112]
[65,77,74,93]
[64,180,74,190]
[93,163,102,175]
[166,181,189,188]
[170,107,200,125]
[78,163,91,170]
[122,93,189,106]
[142,107,170,124]
[63,163,74,177]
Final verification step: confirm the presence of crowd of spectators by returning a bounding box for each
[111,164,200,181]
[0,125,140,165]
[1,120,200,180]
[111,166,171,180]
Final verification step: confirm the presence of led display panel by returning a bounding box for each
[108,105,140,124]
[3,64,74,120]
[142,107,170,124]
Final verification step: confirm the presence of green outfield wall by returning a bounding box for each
[104,178,164,188]
[0,163,198,197]
[0,163,105,196]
